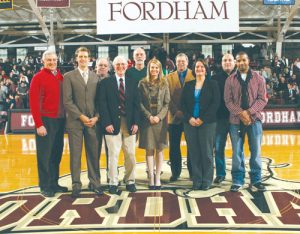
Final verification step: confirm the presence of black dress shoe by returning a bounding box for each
[155,185,162,190]
[170,175,178,182]
[126,184,137,192]
[94,186,104,195]
[53,185,68,193]
[213,176,225,184]
[71,189,81,198]
[148,185,156,190]
[41,190,55,197]
[109,185,118,194]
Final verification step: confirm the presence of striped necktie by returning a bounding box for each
[119,78,126,115]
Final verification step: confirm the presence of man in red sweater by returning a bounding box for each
[30,50,67,197]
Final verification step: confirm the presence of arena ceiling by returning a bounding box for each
[0,0,300,48]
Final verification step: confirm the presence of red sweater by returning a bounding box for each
[29,68,64,128]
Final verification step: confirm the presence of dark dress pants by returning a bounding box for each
[168,123,192,178]
[184,122,216,188]
[36,117,65,192]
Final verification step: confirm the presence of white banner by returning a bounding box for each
[97,0,239,34]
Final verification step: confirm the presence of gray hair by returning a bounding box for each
[133,47,146,57]
[176,53,189,63]
[113,55,127,66]
[42,50,57,61]
[96,57,109,65]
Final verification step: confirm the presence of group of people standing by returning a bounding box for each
[30,46,268,198]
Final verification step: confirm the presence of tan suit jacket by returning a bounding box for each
[167,69,194,124]
[63,68,101,189]
[63,69,99,129]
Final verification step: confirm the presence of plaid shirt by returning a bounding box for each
[224,70,268,125]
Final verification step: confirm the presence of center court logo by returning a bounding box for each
[0,158,299,233]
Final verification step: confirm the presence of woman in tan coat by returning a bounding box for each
[138,58,170,189]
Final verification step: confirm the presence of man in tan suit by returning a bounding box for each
[167,53,194,182]
[63,47,102,198]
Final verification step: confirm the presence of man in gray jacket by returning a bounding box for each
[64,47,103,198]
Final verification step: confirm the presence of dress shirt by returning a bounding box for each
[115,74,126,91]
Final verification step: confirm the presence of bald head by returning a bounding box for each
[221,53,235,74]
[133,47,146,69]
[96,57,110,77]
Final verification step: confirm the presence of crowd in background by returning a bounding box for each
[0,49,299,127]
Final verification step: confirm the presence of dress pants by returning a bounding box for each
[184,122,216,188]
[67,126,100,190]
[105,117,136,186]
[168,123,192,178]
[36,117,65,192]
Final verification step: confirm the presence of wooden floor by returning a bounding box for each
[0,129,300,233]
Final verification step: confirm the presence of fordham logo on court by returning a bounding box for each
[0,159,299,233]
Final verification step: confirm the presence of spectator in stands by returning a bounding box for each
[14,94,23,109]
[0,70,9,82]
[224,51,268,192]
[275,75,288,100]
[266,82,274,99]
[261,66,271,81]
[29,50,67,198]
[271,55,284,78]
[17,75,29,109]
[0,81,8,96]
[287,81,299,103]
[138,58,170,189]
[0,87,6,111]
[5,79,17,96]
[11,64,19,76]
[4,94,15,110]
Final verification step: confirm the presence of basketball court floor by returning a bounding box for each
[0,129,299,233]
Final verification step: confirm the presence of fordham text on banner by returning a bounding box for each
[97,0,239,34]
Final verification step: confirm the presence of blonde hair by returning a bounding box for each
[146,58,163,83]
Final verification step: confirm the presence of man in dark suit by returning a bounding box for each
[99,55,140,194]
[63,47,103,198]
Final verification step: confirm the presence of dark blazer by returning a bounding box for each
[98,75,140,135]
[181,79,220,124]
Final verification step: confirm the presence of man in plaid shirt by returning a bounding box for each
[224,51,268,192]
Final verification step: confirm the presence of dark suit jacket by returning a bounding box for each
[181,79,220,124]
[98,75,140,135]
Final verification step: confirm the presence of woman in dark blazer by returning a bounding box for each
[181,59,220,190]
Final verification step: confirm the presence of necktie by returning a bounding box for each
[82,71,88,84]
[119,78,126,115]
[179,72,184,86]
